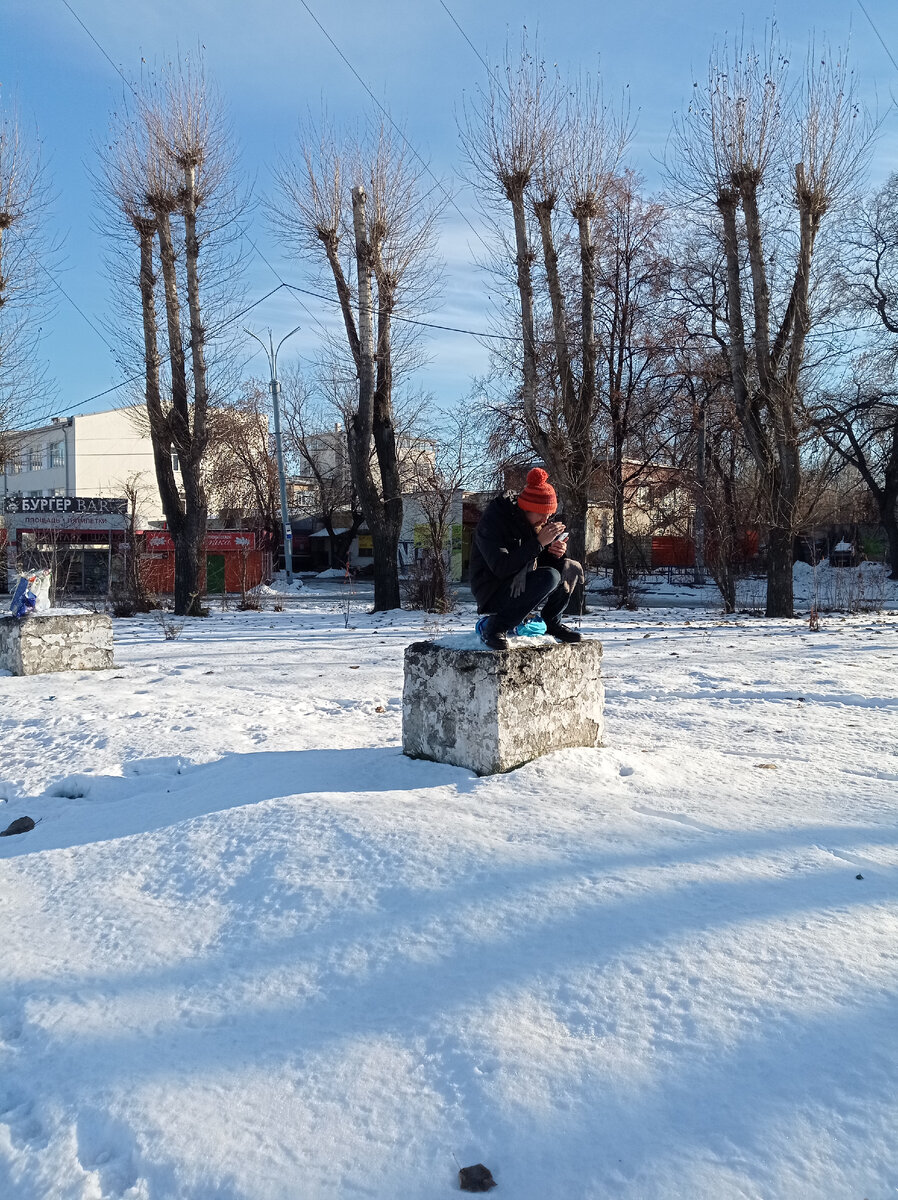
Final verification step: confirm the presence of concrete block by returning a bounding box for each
[402,636,604,775]
[0,612,114,676]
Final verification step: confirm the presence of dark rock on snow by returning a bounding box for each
[459,1163,497,1192]
[0,816,35,837]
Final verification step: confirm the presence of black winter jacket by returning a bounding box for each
[469,494,565,613]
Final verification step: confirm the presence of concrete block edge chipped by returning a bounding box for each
[402,635,604,776]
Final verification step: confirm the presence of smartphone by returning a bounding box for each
[554,531,569,544]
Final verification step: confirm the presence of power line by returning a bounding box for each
[295,0,493,258]
[59,0,140,100]
[857,0,898,75]
[436,0,506,98]
[59,0,302,358]
[281,279,887,348]
[282,281,518,342]
[237,224,334,343]
[25,284,288,426]
[30,253,118,354]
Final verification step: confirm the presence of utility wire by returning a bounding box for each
[58,1,303,361]
[30,253,118,355]
[295,0,493,258]
[436,0,506,98]
[59,0,141,100]
[25,285,287,426]
[282,281,517,341]
[857,0,898,75]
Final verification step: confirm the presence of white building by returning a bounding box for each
[1,406,166,526]
[295,424,438,501]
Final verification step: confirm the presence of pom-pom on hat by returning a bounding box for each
[517,467,557,515]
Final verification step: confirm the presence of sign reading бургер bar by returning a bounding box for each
[4,496,128,516]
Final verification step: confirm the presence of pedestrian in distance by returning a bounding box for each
[469,467,585,651]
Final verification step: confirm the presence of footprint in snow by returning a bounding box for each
[632,804,714,833]
[76,1110,141,1197]
[0,1091,48,1150]
[619,765,635,777]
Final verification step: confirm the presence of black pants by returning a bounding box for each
[487,566,571,634]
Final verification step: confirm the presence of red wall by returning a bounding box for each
[137,531,270,595]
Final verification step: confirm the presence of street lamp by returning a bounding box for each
[245,324,301,583]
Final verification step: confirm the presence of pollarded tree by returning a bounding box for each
[462,49,645,608]
[100,62,244,615]
[273,119,442,611]
[668,33,870,617]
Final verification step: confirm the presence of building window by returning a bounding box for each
[49,443,65,469]
[6,454,23,475]
[28,448,44,471]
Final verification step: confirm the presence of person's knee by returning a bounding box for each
[534,566,562,591]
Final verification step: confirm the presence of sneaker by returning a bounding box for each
[544,620,582,643]
[513,616,548,637]
[476,616,509,651]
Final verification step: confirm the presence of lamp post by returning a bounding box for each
[245,325,301,583]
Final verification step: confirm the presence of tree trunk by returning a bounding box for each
[508,189,551,465]
[560,489,589,616]
[330,514,363,570]
[155,209,206,614]
[371,300,403,612]
[174,512,204,616]
[693,401,706,586]
[765,526,794,618]
[371,527,400,610]
[611,448,628,596]
[880,495,898,580]
[346,184,386,605]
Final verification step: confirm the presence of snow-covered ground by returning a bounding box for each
[588,559,898,611]
[1,590,897,1199]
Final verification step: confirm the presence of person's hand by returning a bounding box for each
[546,538,566,558]
[536,520,565,547]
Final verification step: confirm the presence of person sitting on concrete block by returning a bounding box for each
[470,467,584,650]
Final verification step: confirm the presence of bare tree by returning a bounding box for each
[99,62,244,615]
[813,375,898,576]
[111,471,153,613]
[594,173,678,599]
[205,380,281,538]
[668,33,871,616]
[403,407,489,612]
[0,104,54,463]
[273,118,442,610]
[813,174,898,576]
[462,46,635,608]
[280,364,364,570]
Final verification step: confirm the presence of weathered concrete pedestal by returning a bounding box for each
[402,637,604,775]
[0,612,114,676]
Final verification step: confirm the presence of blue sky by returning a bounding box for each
[4,0,898,427]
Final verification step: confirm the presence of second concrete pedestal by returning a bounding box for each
[0,612,114,676]
[402,636,604,775]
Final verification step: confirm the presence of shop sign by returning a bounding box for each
[6,511,128,532]
[4,495,127,516]
[142,530,256,553]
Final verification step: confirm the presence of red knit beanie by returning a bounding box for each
[517,467,557,515]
